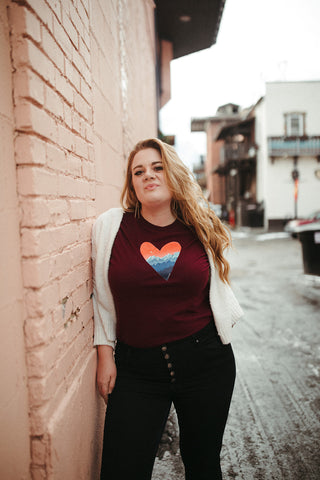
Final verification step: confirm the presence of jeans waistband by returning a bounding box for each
[116,320,219,354]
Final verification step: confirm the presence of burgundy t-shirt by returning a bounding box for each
[108,212,215,348]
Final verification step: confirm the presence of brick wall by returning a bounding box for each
[4,0,157,477]
[0,2,31,478]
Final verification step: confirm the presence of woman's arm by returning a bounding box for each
[96,345,117,404]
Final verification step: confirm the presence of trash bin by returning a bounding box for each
[297,223,320,276]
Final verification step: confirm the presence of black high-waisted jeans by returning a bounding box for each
[100,321,236,480]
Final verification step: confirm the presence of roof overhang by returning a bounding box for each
[216,117,255,140]
[191,114,243,132]
[155,0,226,59]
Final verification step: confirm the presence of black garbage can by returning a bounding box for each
[297,224,320,276]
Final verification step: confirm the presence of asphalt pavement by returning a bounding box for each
[152,230,320,479]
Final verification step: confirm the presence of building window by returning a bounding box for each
[284,112,306,137]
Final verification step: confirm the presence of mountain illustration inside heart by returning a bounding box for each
[140,242,181,280]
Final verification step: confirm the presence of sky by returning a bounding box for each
[159,0,320,168]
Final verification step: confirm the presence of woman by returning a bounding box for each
[92,138,243,480]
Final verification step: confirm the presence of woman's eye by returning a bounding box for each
[154,165,163,171]
[134,170,143,176]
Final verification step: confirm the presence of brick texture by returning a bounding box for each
[7,0,157,478]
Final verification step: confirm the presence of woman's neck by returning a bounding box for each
[140,205,175,227]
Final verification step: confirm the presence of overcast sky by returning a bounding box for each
[159,0,320,168]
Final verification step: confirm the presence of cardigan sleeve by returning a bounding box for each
[92,211,119,348]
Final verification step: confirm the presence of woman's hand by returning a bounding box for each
[96,345,117,404]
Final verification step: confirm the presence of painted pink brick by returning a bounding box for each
[52,250,73,279]
[59,262,91,298]
[77,298,93,327]
[41,26,64,74]
[74,91,90,120]
[80,21,90,52]
[53,16,73,60]
[48,0,62,22]
[63,103,73,129]
[65,58,81,92]
[72,48,87,80]
[61,7,78,48]
[57,124,75,151]
[21,229,42,257]
[78,0,89,20]
[15,134,46,166]
[15,103,58,143]
[81,160,95,180]
[29,377,50,407]
[69,2,85,39]
[69,241,91,267]
[23,252,74,290]
[29,403,50,436]
[72,110,81,134]
[88,144,94,162]
[79,219,94,242]
[80,76,91,103]
[59,322,93,369]
[17,166,59,196]
[84,121,93,142]
[47,198,70,225]
[54,70,73,106]
[29,330,92,407]
[13,69,45,106]
[74,135,89,159]
[24,316,53,349]
[21,223,79,257]
[21,198,50,228]
[69,199,87,220]
[30,466,46,480]
[45,85,64,120]
[46,142,66,172]
[58,176,91,199]
[86,200,96,218]
[27,0,54,32]
[12,38,55,85]
[27,348,48,379]
[79,36,90,67]
[31,438,46,466]
[66,153,82,176]
[71,282,91,310]
[9,4,41,44]
[25,282,60,317]
[22,256,53,288]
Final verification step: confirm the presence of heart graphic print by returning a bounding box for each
[140,242,181,280]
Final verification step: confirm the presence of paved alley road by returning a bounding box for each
[152,232,320,480]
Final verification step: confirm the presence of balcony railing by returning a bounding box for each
[220,143,257,164]
[268,136,320,157]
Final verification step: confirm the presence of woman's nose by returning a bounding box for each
[144,169,155,180]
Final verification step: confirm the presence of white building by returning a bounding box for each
[255,81,320,229]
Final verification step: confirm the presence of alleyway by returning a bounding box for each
[152,231,320,479]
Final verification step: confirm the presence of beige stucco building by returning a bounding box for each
[0,0,225,478]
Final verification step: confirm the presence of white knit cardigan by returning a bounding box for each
[92,208,244,348]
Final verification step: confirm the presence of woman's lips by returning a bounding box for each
[145,184,159,190]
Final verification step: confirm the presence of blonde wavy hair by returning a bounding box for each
[120,138,232,283]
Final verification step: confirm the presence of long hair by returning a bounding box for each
[120,138,232,283]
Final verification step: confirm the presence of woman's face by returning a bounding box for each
[131,148,172,210]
